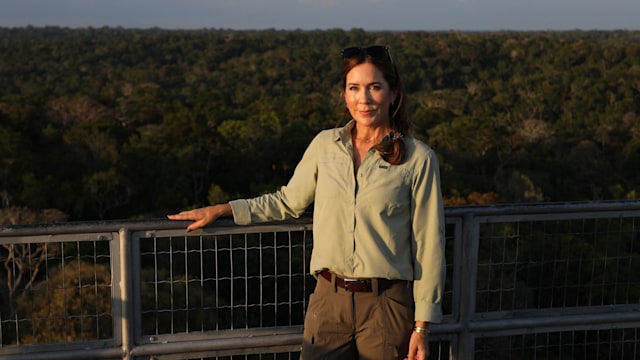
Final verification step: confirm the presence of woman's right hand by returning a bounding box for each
[167,204,232,232]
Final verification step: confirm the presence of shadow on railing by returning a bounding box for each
[1,201,640,359]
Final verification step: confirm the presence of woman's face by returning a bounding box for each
[344,62,396,128]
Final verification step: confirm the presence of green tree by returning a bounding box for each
[15,261,112,344]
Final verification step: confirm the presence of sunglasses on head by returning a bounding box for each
[341,45,393,63]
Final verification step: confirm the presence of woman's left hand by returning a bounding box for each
[405,330,429,360]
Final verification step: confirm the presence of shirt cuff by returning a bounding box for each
[229,199,251,225]
[414,301,443,323]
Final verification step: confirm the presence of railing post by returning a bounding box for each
[457,213,479,359]
[119,228,134,360]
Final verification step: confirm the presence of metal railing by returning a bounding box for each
[1,201,640,359]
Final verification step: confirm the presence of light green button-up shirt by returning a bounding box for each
[230,121,446,323]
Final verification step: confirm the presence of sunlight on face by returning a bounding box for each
[344,63,396,128]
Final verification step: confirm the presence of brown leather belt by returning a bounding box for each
[319,270,405,292]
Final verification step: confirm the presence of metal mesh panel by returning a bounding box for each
[475,328,640,359]
[139,230,314,336]
[443,222,456,317]
[476,216,640,312]
[0,239,112,346]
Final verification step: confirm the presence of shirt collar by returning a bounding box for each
[335,119,355,143]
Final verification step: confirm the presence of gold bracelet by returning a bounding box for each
[413,326,430,334]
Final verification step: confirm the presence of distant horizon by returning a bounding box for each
[3,25,638,34]
[2,0,639,33]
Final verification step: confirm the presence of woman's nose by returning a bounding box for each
[359,89,372,103]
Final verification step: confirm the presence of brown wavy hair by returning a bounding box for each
[340,46,409,165]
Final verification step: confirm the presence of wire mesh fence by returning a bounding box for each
[0,238,113,347]
[137,231,314,335]
[475,328,640,360]
[476,216,640,313]
[1,202,640,359]
[470,212,640,359]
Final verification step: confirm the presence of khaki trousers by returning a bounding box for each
[301,273,414,360]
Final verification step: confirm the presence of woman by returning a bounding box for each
[168,46,445,360]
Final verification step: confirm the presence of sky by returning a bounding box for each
[1,0,638,32]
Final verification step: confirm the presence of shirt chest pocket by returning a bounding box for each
[316,157,352,199]
[360,166,411,213]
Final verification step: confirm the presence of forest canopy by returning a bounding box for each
[1,27,639,222]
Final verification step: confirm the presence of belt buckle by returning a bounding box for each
[344,278,371,292]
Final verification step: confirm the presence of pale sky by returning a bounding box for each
[1,0,638,31]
